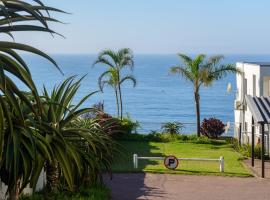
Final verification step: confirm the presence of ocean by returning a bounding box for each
[17,54,270,135]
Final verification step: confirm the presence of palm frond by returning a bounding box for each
[170,66,194,82]
[177,54,193,66]
[94,49,118,67]
[209,64,240,80]
[120,75,137,87]
[208,55,224,66]
[98,70,116,91]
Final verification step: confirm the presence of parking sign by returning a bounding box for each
[164,155,179,170]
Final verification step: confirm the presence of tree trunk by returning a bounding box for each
[45,160,60,193]
[118,84,123,121]
[114,88,120,118]
[9,179,20,200]
[195,92,201,137]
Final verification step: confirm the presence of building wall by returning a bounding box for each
[235,62,261,144]
[261,67,270,96]
[0,170,45,198]
[234,63,270,154]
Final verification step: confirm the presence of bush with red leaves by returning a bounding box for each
[95,112,124,138]
[200,118,225,139]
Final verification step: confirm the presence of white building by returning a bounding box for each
[234,62,270,154]
[0,170,45,198]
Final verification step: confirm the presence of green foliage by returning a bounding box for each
[231,139,263,159]
[120,115,140,134]
[19,184,110,200]
[0,97,51,196]
[118,133,229,145]
[0,1,65,198]
[38,77,117,192]
[161,122,184,134]
[0,1,117,199]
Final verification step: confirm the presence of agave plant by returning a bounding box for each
[33,76,95,193]
[0,0,65,116]
[34,76,116,193]
[70,116,118,187]
[0,94,52,200]
[0,1,65,199]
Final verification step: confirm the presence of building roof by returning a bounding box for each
[245,95,270,124]
[240,62,270,66]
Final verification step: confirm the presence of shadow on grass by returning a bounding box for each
[112,140,165,172]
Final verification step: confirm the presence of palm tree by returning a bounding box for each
[93,48,136,120]
[170,54,240,137]
[98,67,120,117]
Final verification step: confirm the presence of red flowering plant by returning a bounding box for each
[200,118,225,139]
[95,111,124,138]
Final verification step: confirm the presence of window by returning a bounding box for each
[268,80,270,96]
[244,122,248,132]
[244,78,247,96]
[263,76,270,96]
[253,75,256,96]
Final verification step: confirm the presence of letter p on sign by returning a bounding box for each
[164,155,179,170]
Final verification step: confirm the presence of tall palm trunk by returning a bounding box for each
[117,71,123,120]
[114,88,120,117]
[118,84,123,121]
[9,179,20,200]
[194,91,201,137]
[45,160,60,193]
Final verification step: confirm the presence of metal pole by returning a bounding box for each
[239,123,242,146]
[251,117,255,167]
[220,156,224,172]
[261,124,265,178]
[133,154,138,169]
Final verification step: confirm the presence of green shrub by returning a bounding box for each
[117,133,230,145]
[20,184,110,200]
[230,139,264,159]
[161,122,184,134]
[120,116,140,134]
[239,144,262,159]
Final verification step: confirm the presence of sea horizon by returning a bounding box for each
[15,54,270,135]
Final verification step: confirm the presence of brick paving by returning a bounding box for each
[104,173,270,200]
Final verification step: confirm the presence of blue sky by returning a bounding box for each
[14,0,270,54]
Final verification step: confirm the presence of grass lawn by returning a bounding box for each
[113,140,252,177]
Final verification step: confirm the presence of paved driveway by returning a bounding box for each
[104,173,270,200]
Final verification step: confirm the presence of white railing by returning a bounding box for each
[133,154,224,172]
